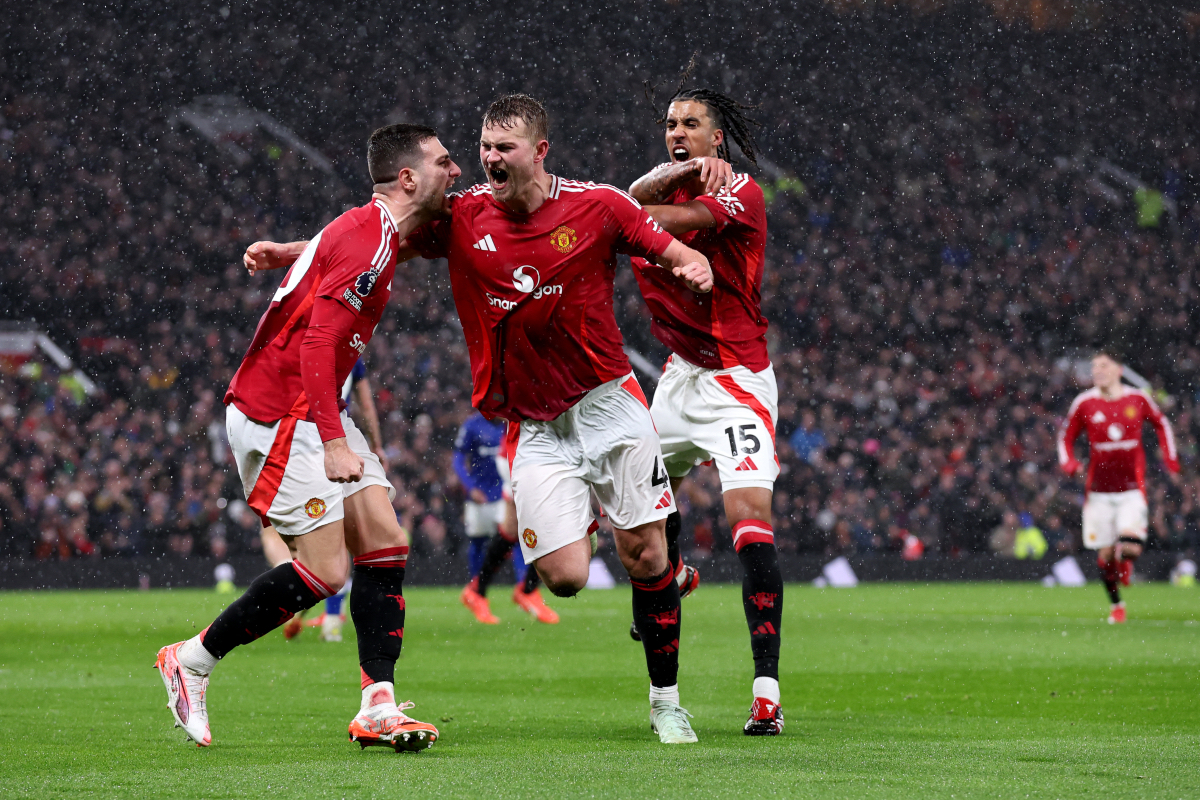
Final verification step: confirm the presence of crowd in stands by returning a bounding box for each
[3,2,1200,567]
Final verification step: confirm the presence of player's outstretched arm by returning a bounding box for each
[657,240,713,293]
[629,158,732,204]
[244,240,309,275]
[244,240,420,276]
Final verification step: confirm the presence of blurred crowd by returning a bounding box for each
[3,2,1200,564]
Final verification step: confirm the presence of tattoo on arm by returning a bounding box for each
[629,162,700,205]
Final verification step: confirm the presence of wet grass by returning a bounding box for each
[1,582,1198,799]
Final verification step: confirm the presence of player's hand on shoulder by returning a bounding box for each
[674,258,714,293]
[323,438,365,483]
[693,157,733,196]
[243,241,301,276]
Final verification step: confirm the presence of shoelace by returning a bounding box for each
[657,704,694,730]
[184,670,208,713]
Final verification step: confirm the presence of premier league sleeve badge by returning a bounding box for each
[354,270,378,297]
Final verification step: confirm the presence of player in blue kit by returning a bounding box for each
[454,411,507,581]
[457,411,558,624]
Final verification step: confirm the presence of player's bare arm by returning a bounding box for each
[657,240,713,293]
[642,200,718,237]
[629,157,732,204]
[245,239,422,276]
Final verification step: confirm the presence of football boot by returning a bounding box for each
[743,697,784,736]
[154,642,211,747]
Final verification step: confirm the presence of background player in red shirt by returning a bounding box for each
[156,124,460,751]
[246,95,714,744]
[627,85,784,735]
[1058,349,1180,623]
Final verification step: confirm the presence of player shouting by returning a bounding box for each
[1058,349,1180,623]
[246,95,714,744]
[626,85,785,735]
[155,124,460,751]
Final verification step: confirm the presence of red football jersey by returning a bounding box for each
[225,199,398,431]
[1057,385,1179,493]
[631,169,769,371]
[408,177,675,422]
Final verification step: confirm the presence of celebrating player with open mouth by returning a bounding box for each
[156,124,460,751]
[625,82,785,735]
[246,96,714,744]
[1058,349,1179,623]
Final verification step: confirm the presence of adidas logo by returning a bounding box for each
[735,456,758,471]
[753,622,777,636]
[654,490,672,510]
[472,234,496,252]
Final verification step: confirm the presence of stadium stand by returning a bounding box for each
[2,2,1199,570]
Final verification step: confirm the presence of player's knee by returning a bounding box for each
[1118,538,1143,559]
[541,571,586,598]
[622,544,669,581]
[306,553,350,594]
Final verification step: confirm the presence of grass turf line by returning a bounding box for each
[1,583,1197,799]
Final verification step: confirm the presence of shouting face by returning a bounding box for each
[664,99,724,163]
[412,137,461,216]
[479,118,545,206]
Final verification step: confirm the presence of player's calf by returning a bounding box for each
[198,560,337,660]
[734,520,783,706]
[350,547,408,686]
[1116,537,1143,587]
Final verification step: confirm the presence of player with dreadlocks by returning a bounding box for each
[626,71,785,736]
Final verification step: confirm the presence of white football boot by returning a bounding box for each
[650,700,698,744]
[154,642,211,746]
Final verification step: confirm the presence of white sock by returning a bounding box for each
[649,684,680,706]
[178,636,217,675]
[361,681,396,711]
[752,677,780,704]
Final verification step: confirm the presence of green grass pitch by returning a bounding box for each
[1,583,1198,799]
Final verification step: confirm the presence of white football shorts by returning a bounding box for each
[1082,490,1148,550]
[508,374,676,562]
[464,499,506,537]
[652,355,780,492]
[227,403,394,537]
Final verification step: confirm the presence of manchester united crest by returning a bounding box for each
[304,498,327,519]
[522,528,538,548]
[549,225,577,254]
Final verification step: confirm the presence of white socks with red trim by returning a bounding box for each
[179,636,217,676]
[753,677,780,704]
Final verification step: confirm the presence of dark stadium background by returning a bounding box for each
[3,0,1200,586]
